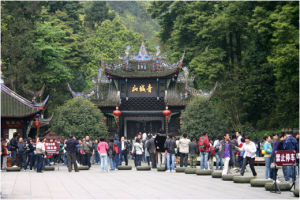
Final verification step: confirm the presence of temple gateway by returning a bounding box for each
[68,42,217,139]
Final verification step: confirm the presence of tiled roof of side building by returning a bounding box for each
[1,84,48,118]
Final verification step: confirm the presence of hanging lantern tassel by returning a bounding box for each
[165,116,169,124]
[34,120,39,127]
[115,116,119,125]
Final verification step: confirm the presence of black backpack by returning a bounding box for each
[7,141,12,151]
[7,138,17,151]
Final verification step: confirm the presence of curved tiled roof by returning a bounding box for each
[1,84,48,118]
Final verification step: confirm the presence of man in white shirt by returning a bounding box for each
[178,133,190,167]
[142,132,147,142]
[236,136,257,177]
[35,137,46,173]
[236,131,242,146]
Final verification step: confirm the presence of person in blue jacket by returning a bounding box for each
[282,130,298,183]
[263,135,272,179]
[114,135,121,168]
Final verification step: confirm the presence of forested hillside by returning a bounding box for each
[1,1,155,113]
[108,1,159,45]
[149,1,299,133]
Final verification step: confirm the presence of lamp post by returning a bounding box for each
[113,106,122,134]
[163,106,171,136]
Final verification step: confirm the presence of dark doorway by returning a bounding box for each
[126,120,162,139]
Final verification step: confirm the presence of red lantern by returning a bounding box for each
[163,106,171,124]
[34,120,39,127]
[113,109,122,117]
[113,107,121,126]
[163,109,171,116]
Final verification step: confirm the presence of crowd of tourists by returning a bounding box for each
[1,130,299,183]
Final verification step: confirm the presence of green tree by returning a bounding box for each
[86,15,145,70]
[108,1,159,46]
[51,97,108,139]
[267,3,299,128]
[83,1,115,30]
[181,96,229,140]
[149,1,299,132]
[30,16,73,112]
[1,2,43,91]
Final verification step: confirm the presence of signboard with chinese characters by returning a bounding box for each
[2,120,24,129]
[275,150,296,166]
[128,81,156,97]
[45,142,59,154]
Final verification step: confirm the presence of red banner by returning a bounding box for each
[45,142,59,154]
[275,150,296,166]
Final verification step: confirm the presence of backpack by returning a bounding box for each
[113,144,119,154]
[108,144,114,156]
[7,138,17,151]
[199,137,206,152]
[214,141,220,152]
[7,141,12,151]
[209,145,215,156]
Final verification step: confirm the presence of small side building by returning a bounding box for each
[1,84,49,139]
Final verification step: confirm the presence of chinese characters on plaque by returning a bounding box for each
[45,142,59,154]
[131,84,153,93]
[275,150,296,166]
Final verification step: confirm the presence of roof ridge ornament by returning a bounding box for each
[185,82,218,100]
[155,46,160,57]
[138,41,147,56]
[135,41,150,61]
[67,83,97,98]
[22,84,45,102]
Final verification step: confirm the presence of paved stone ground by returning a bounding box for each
[1,161,298,199]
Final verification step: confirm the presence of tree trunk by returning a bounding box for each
[229,32,234,68]
[235,31,242,65]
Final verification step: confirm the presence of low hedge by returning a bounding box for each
[175,167,186,173]
[6,167,21,172]
[294,188,299,197]
[78,165,89,170]
[265,182,291,191]
[222,174,238,181]
[136,166,151,171]
[118,165,132,170]
[157,167,166,172]
[196,169,212,175]
[185,168,196,174]
[250,179,273,187]
[44,166,55,171]
[211,171,222,178]
[233,176,255,183]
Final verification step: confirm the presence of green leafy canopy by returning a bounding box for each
[51,97,108,139]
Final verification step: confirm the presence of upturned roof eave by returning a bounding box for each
[1,84,49,118]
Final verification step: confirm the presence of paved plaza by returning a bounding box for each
[1,162,298,200]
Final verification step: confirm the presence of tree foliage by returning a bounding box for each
[149,1,299,132]
[1,1,153,115]
[51,97,108,139]
[181,96,229,140]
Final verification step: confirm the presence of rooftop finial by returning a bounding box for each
[139,41,147,56]
[135,41,150,61]
[155,46,160,57]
